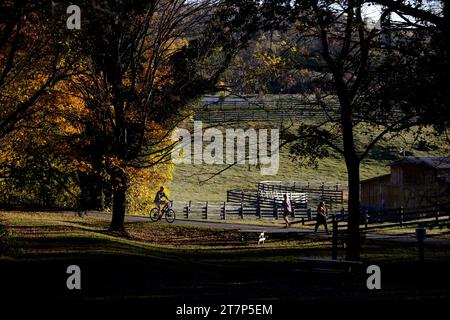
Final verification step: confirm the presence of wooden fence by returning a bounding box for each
[258,181,344,209]
[195,96,404,123]
[326,203,450,231]
[194,108,329,122]
[195,98,335,122]
[226,189,307,206]
[173,200,317,221]
[359,203,450,229]
[199,98,325,110]
[171,200,450,231]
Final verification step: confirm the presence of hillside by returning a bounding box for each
[168,123,449,202]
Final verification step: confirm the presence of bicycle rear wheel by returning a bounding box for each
[149,208,160,222]
[165,209,176,223]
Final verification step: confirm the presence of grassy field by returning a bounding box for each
[168,123,449,202]
[1,211,450,304]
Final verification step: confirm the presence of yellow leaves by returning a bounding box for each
[153,65,176,90]
[126,164,174,215]
[0,150,16,166]
[168,38,189,52]
[254,51,287,78]
[103,156,126,172]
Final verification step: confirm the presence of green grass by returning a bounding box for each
[187,217,450,239]
[2,210,449,261]
[369,225,450,239]
[0,211,328,256]
[0,223,18,256]
[1,210,450,302]
[168,123,449,202]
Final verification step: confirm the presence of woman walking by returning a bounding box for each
[314,201,329,234]
[282,194,292,228]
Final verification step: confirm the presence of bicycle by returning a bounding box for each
[149,201,176,223]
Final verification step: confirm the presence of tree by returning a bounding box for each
[71,0,263,232]
[0,1,77,141]
[280,0,448,260]
[366,0,450,129]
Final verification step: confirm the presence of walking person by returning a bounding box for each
[314,201,329,234]
[282,194,292,228]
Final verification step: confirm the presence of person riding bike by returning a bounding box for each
[154,186,171,212]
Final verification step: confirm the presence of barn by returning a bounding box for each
[361,156,450,210]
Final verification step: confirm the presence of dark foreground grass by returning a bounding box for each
[0,211,449,306]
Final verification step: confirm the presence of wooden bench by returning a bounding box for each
[297,257,364,275]
[239,230,267,244]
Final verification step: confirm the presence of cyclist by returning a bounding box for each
[154,186,171,212]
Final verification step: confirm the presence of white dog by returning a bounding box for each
[258,232,266,245]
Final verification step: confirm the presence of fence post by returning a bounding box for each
[436,202,440,222]
[291,203,295,219]
[273,199,278,219]
[223,201,227,220]
[205,201,208,220]
[307,208,312,220]
[364,209,368,230]
[417,226,426,263]
[399,206,404,227]
[257,201,261,219]
[240,202,244,219]
[332,216,338,260]
[321,182,324,201]
[187,200,191,219]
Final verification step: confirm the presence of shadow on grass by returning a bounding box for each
[2,212,450,303]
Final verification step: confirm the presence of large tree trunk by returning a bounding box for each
[109,186,127,232]
[345,157,361,261]
[108,86,128,232]
[109,170,128,232]
[444,0,450,71]
[340,93,361,261]
[79,172,104,210]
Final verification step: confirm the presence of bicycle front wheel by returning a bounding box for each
[165,209,176,223]
[149,208,160,222]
